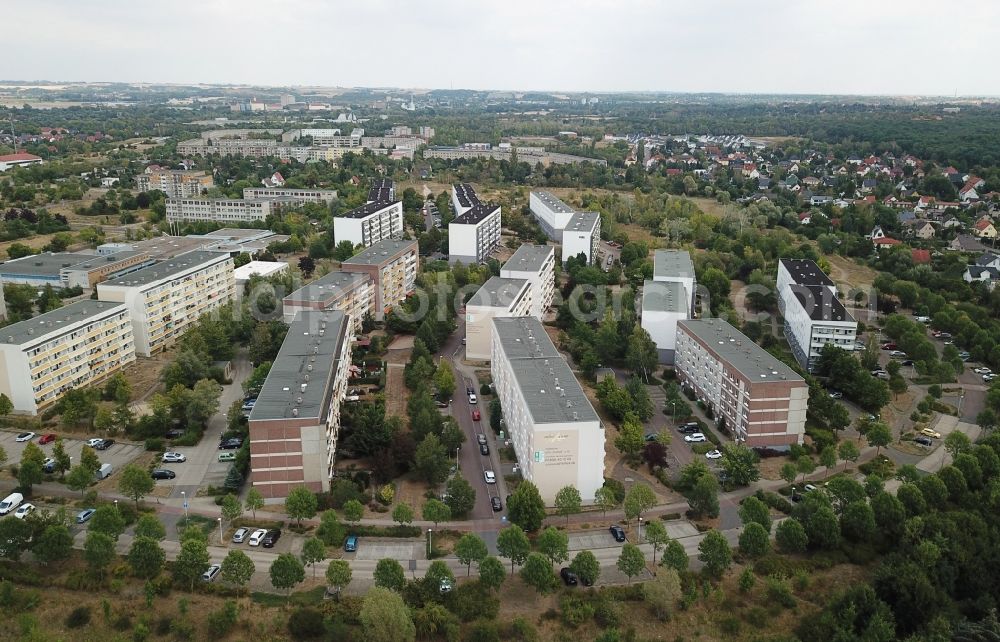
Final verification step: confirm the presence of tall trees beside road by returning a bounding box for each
[507,481,546,532]
[497,525,531,574]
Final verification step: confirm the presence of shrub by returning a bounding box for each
[719,616,742,636]
[65,606,91,629]
[560,595,596,628]
[449,581,499,622]
[745,606,768,629]
[169,618,195,640]
[465,620,500,642]
[287,608,325,639]
[113,614,133,631]
[206,601,239,637]
[765,575,796,609]
[594,599,622,628]
[144,438,164,452]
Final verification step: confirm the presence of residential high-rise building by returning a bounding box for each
[339,239,418,320]
[165,197,301,224]
[242,187,338,204]
[562,211,601,266]
[465,277,533,360]
[674,318,807,448]
[776,259,857,372]
[282,271,372,332]
[136,170,214,199]
[449,203,501,265]
[490,317,605,505]
[0,301,135,415]
[97,251,235,357]
[332,200,404,248]
[529,191,577,240]
[499,244,555,318]
[248,310,352,498]
[451,183,480,217]
[652,250,696,313]
[367,178,395,203]
[641,249,696,363]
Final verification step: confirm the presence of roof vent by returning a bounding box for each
[304,374,310,382]
[300,383,307,393]
[296,396,303,404]
[291,408,299,417]
[539,389,545,394]
[307,364,313,372]
[572,412,578,420]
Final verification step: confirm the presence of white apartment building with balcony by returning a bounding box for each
[136,170,214,199]
[282,271,372,332]
[641,249,696,363]
[97,251,235,357]
[165,197,299,224]
[490,317,605,505]
[675,318,807,448]
[500,244,555,318]
[340,239,418,320]
[332,200,404,248]
[449,203,501,265]
[562,211,601,266]
[777,259,857,372]
[464,277,533,360]
[242,187,338,204]
[652,250,697,314]
[0,301,136,415]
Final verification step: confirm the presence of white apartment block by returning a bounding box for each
[282,271,372,333]
[0,301,136,415]
[529,191,577,239]
[97,251,235,357]
[339,239,418,321]
[248,310,352,499]
[333,200,404,248]
[491,317,605,506]
[640,280,689,364]
[136,170,214,199]
[464,277,533,360]
[242,187,338,204]
[675,318,807,448]
[562,211,601,265]
[500,244,555,318]
[777,259,857,372]
[165,197,298,224]
[449,203,501,265]
[451,183,480,217]
[652,250,697,314]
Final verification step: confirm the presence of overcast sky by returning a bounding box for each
[3,0,999,96]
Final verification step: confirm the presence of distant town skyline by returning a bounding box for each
[3,0,999,96]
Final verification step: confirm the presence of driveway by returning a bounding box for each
[0,431,144,479]
[568,530,623,551]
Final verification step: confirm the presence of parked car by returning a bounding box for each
[901,360,915,367]
[42,457,56,473]
[435,400,450,408]
[803,484,818,493]
[491,496,503,512]
[684,433,707,443]
[15,432,36,442]
[889,350,907,358]
[85,438,104,448]
[165,429,184,439]
[151,469,176,480]
[479,443,489,456]
[678,425,700,434]
[218,452,236,462]
[483,470,496,484]
[983,374,997,382]
[219,438,243,450]
[828,391,843,399]
[974,367,993,375]
[915,316,931,323]
[95,439,115,450]
[14,503,35,519]
[466,387,475,396]
[201,564,221,582]
[262,529,281,548]
[880,342,897,350]
[344,535,358,552]
[609,525,626,542]
[38,434,56,445]
[560,567,579,586]
[920,428,942,439]
[871,370,890,380]
[472,409,481,421]
[477,434,487,445]
[468,393,477,405]
[162,452,186,463]
[75,508,96,523]
[705,449,723,460]
[248,528,268,547]
[915,437,933,447]
[232,528,250,543]
[645,433,659,442]
[439,578,453,593]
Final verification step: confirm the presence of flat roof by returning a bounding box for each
[341,239,417,266]
[249,310,350,422]
[453,203,500,225]
[63,251,148,272]
[340,200,401,219]
[367,187,393,202]
[0,253,96,277]
[779,258,835,287]
[233,261,288,281]
[653,250,695,281]
[0,301,124,346]
[565,211,600,233]
[130,235,213,260]
[492,316,600,424]
[642,280,689,313]
[789,284,854,323]
[101,250,229,288]
[678,318,803,384]
[453,183,480,208]
[468,277,529,309]
[284,270,368,304]
[503,245,553,274]
[202,228,273,241]
[531,191,575,213]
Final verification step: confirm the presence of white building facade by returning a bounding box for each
[777,259,857,372]
[562,211,601,266]
[449,204,501,265]
[332,200,404,248]
[529,191,577,240]
[500,244,555,318]
[464,277,533,361]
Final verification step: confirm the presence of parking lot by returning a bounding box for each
[0,430,145,479]
[348,538,423,561]
[568,529,624,551]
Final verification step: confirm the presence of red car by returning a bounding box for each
[38,434,57,445]
[472,409,481,421]
[880,342,897,350]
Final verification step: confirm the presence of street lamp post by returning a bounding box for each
[638,517,643,543]
[181,491,188,521]
[427,528,433,557]
[113,499,119,516]
[217,518,223,545]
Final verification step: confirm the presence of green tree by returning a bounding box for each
[0,394,13,416]
[537,527,569,567]
[422,499,451,527]
[221,494,243,525]
[738,496,771,532]
[840,501,876,542]
[797,456,817,482]
[497,525,531,574]
[391,503,414,527]
[479,555,506,592]
[554,485,582,524]
[520,552,557,594]
[301,537,327,579]
[51,439,71,478]
[343,498,364,524]
[80,445,100,473]
[433,360,455,400]
[439,419,465,454]
[698,530,732,579]
[780,461,798,485]
[624,482,657,524]
[360,587,416,642]
[775,518,808,553]
[84,531,116,576]
[31,524,73,565]
[285,486,318,525]
[739,522,770,558]
[720,443,761,487]
[325,559,352,599]
[625,326,659,381]
[89,505,125,541]
[127,536,165,578]
[617,543,645,584]
[944,431,972,459]
[220,549,255,589]
[819,445,837,478]
[507,480,546,532]
[614,414,644,456]
[244,487,264,519]
[663,539,689,573]
[444,475,476,518]
[569,550,600,586]
[594,485,620,516]
[17,459,43,494]
[414,433,450,484]
[373,558,406,591]
[455,533,488,576]
[118,464,154,511]
[688,474,720,518]
[134,514,166,541]
[174,538,211,590]
[65,464,93,495]
[866,423,892,456]
[838,440,860,471]
[643,519,670,568]
[270,553,305,597]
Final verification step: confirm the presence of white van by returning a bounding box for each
[0,493,24,515]
[94,463,113,480]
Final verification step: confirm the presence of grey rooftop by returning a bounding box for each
[653,250,695,281]
[453,203,500,225]
[531,191,574,213]
[503,244,553,274]
[0,253,97,277]
[679,318,804,383]
[340,200,401,219]
[468,277,529,309]
[642,280,689,313]
[100,251,230,288]
[284,270,368,304]
[0,300,125,346]
[565,211,600,233]
[779,258,835,287]
[341,239,417,266]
